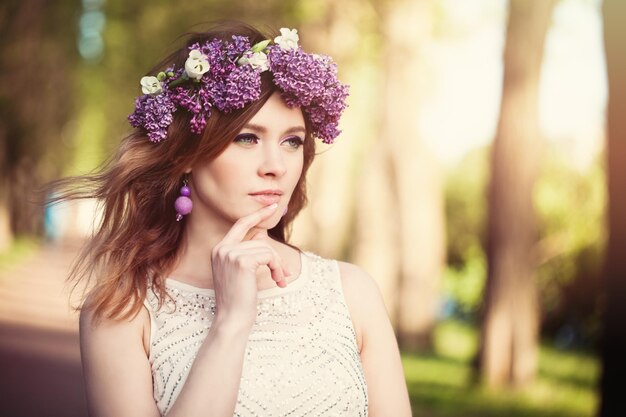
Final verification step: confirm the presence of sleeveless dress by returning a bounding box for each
[143,251,369,416]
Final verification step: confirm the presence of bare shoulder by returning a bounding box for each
[79,290,154,368]
[336,261,384,304]
[80,294,158,417]
[336,261,389,353]
[79,294,150,350]
[337,261,412,417]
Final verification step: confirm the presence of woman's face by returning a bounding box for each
[189,91,306,230]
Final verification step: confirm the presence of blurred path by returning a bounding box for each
[0,239,88,417]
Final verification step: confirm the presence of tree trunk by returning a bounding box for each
[353,142,401,324]
[297,0,408,325]
[479,0,556,388]
[599,1,626,415]
[375,0,446,351]
[291,0,362,260]
[0,0,76,240]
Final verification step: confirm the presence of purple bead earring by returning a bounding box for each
[174,178,193,222]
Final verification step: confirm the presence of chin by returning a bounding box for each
[257,216,280,230]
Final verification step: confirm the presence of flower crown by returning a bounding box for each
[128,28,349,144]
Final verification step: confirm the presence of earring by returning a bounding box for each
[174,178,193,222]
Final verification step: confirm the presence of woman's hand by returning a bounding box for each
[210,203,290,331]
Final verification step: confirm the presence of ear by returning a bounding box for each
[184,167,192,174]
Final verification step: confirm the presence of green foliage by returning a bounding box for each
[65,0,308,175]
[444,148,488,269]
[443,244,486,314]
[403,319,599,417]
[534,147,606,319]
[0,236,39,273]
[442,144,605,342]
[65,101,109,177]
[443,147,489,313]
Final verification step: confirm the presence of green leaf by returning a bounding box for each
[251,39,271,53]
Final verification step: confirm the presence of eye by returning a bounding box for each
[234,133,259,145]
[283,136,304,149]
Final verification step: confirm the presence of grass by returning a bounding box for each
[402,320,600,417]
[0,236,40,273]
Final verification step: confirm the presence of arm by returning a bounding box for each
[338,262,413,417]
[81,204,288,417]
[165,317,250,417]
[80,305,160,417]
[81,301,252,417]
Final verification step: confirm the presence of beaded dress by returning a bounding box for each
[143,251,369,416]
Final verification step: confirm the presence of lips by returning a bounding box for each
[249,189,283,205]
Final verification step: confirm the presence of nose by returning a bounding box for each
[258,142,287,177]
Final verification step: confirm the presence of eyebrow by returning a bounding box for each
[243,123,306,136]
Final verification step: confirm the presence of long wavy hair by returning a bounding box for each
[49,22,317,321]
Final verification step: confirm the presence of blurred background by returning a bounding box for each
[1,0,624,416]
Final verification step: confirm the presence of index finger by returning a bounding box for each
[220,203,279,244]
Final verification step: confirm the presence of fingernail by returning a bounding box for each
[268,203,278,210]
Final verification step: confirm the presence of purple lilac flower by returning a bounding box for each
[128,93,177,143]
[128,32,349,144]
[268,45,349,143]
[222,65,261,110]
[226,36,251,61]
[187,37,260,113]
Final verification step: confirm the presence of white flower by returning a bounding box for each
[274,28,299,51]
[140,76,162,95]
[311,53,328,62]
[185,50,210,80]
[241,52,269,72]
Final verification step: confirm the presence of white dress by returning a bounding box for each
[143,251,369,416]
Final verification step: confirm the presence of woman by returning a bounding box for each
[63,22,412,417]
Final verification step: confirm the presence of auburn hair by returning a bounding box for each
[48,22,317,321]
